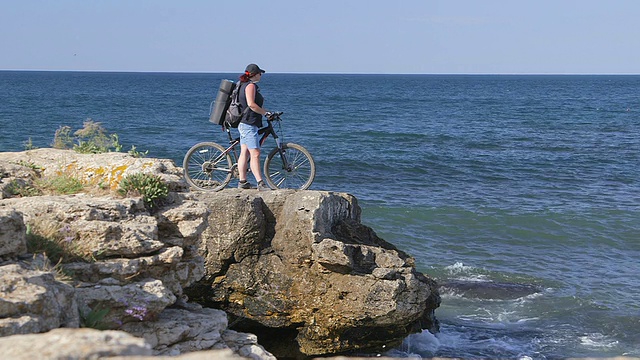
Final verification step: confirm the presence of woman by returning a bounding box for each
[237,63,272,191]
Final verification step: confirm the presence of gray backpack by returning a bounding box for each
[224,82,248,128]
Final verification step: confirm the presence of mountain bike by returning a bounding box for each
[183,112,316,191]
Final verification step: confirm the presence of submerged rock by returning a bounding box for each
[439,280,541,300]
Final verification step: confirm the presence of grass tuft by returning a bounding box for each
[35,174,85,195]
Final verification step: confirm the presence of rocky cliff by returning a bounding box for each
[0,149,440,359]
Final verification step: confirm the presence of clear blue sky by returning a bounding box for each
[1,0,639,74]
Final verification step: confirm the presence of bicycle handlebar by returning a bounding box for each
[266,111,284,121]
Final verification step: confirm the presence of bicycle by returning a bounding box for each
[183,112,316,191]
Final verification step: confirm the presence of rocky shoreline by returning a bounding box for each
[0,149,440,359]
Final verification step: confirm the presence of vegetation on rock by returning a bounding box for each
[118,172,169,209]
[26,219,94,264]
[50,119,147,157]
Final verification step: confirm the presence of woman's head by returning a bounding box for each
[240,63,266,82]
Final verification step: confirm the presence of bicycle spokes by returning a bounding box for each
[183,142,233,192]
[264,143,316,190]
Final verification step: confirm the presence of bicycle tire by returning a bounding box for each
[264,143,316,190]
[183,142,233,191]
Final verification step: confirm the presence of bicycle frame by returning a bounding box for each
[218,118,291,174]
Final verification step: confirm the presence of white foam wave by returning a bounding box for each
[385,324,539,359]
[579,333,620,349]
[443,262,489,281]
[513,291,544,303]
[384,330,440,358]
[444,261,475,274]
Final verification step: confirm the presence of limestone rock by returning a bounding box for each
[1,194,164,259]
[155,199,210,247]
[110,349,245,360]
[0,208,26,258]
[196,191,271,277]
[0,160,41,200]
[0,328,152,359]
[0,149,440,358]
[189,190,440,356]
[0,263,79,336]
[0,148,187,192]
[1,193,207,297]
[63,246,205,298]
[121,306,275,359]
[75,279,177,329]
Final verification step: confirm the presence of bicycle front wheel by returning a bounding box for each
[264,143,316,190]
[183,142,233,191]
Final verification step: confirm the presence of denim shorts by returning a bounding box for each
[238,122,260,149]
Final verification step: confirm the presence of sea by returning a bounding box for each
[1,71,639,359]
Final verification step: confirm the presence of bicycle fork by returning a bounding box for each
[274,138,293,172]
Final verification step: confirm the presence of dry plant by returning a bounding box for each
[29,253,73,282]
[26,217,95,264]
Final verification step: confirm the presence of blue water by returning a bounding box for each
[1,71,639,359]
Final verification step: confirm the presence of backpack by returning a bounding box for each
[224,82,249,128]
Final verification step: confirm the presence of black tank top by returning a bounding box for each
[239,81,264,127]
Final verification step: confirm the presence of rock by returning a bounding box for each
[0,148,187,192]
[1,194,164,259]
[155,199,210,247]
[75,279,177,329]
[0,328,153,359]
[0,150,279,359]
[188,190,440,356]
[439,280,542,300]
[0,149,439,358]
[222,329,277,360]
[195,191,271,277]
[0,263,79,336]
[110,349,245,360]
[1,194,207,298]
[0,208,26,258]
[62,246,205,298]
[121,306,275,359]
[0,160,41,200]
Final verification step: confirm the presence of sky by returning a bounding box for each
[1,0,639,74]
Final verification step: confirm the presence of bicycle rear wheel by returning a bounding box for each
[264,143,315,190]
[183,142,233,191]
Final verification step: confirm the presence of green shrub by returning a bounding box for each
[127,145,148,158]
[118,173,169,209]
[80,306,110,330]
[73,141,104,154]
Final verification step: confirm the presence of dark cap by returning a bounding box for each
[245,64,266,75]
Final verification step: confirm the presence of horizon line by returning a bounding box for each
[1,69,639,76]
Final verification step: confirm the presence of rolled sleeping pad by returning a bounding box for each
[209,79,236,125]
